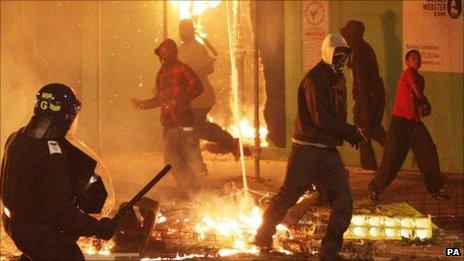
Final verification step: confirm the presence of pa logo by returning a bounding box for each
[445,247,461,256]
[447,0,462,19]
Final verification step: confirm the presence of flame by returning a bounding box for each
[207,116,269,147]
[157,213,168,224]
[81,193,293,259]
[190,193,291,256]
[80,238,114,257]
[169,1,221,20]
[228,119,269,147]
[142,253,206,260]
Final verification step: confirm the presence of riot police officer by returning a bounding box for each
[1,83,117,260]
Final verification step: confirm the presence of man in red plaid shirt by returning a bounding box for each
[132,38,207,198]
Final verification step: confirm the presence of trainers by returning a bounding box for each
[354,167,376,174]
[431,190,450,200]
[253,233,272,252]
[367,183,380,202]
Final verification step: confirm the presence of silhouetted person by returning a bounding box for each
[254,34,366,260]
[177,19,244,159]
[1,83,116,260]
[132,39,206,198]
[340,20,387,173]
[368,50,449,202]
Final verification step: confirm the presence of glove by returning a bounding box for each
[346,128,368,149]
[95,217,117,240]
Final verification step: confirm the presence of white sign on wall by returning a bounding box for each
[302,1,329,71]
[403,0,463,73]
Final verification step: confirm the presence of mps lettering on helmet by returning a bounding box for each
[47,140,62,154]
[41,92,53,99]
[39,100,61,112]
[49,103,61,112]
[40,101,48,110]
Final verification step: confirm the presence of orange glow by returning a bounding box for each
[79,238,114,256]
[227,119,269,147]
[169,1,221,20]
[193,205,263,255]
[191,193,290,256]
[207,116,269,147]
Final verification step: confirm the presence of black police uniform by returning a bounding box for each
[1,83,115,261]
[1,125,105,260]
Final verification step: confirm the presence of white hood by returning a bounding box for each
[321,34,349,65]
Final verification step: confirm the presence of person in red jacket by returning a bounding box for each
[132,38,207,198]
[368,50,449,201]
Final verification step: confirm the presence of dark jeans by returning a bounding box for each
[359,124,387,170]
[256,144,353,259]
[3,214,84,260]
[354,104,386,170]
[370,116,443,194]
[192,107,236,152]
[163,128,207,196]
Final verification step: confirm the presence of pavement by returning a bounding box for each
[1,150,463,260]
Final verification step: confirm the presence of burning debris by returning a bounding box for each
[81,185,323,260]
[85,187,453,260]
[130,189,298,258]
[2,184,462,260]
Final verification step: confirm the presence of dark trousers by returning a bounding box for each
[192,107,236,152]
[256,144,353,259]
[359,124,387,170]
[353,103,386,170]
[163,128,207,196]
[3,214,84,260]
[370,116,443,194]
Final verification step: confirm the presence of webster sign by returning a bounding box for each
[403,0,463,72]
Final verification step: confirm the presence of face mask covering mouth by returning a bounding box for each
[332,52,347,70]
[331,47,350,74]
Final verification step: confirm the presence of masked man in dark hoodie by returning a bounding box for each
[254,34,366,261]
[132,39,207,198]
[340,20,387,173]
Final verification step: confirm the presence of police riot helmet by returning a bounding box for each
[34,83,81,132]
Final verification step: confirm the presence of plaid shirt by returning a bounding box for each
[146,61,203,128]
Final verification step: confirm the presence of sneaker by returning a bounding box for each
[431,190,450,200]
[367,183,380,202]
[253,233,272,252]
[354,167,376,174]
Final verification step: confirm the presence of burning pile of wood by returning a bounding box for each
[114,191,324,259]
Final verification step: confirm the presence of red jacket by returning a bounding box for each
[393,67,423,122]
[146,61,203,129]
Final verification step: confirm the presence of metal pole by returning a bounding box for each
[113,165,171,222]
[97,1,102,153]
[163,0,168,39]
[253,0,260,180]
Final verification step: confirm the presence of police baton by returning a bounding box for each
[112,165,171,222]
